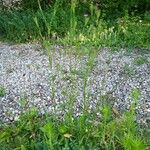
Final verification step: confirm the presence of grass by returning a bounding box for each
[0,0,150,149]
[0,1,150,50]
[0,87,149,150]
[134,56,149,66]
[0,86,6,97]
[0,104,149,150]
[123,64,136,77]
[20,94,28,108]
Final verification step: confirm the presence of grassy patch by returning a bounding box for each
[0,107,149,150]
[0,86,6,97]
[123,64,136,77]
[134,56,149,65]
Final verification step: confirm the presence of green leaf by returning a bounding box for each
[40,122,53,139]
[0,131,10,142]
[58,125,68,134]
[21,145,26,150]
[131,88,141,101]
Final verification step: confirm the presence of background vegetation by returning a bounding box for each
[0,0,150,48]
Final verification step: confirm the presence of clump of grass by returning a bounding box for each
[123,64,136,77]
[0,86,6,97]
[134,56,149,65]
[20,94,28,108]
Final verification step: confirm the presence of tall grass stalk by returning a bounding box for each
[69,0,77,44]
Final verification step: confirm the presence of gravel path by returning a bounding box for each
[0,42,150,125]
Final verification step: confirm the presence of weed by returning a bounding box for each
[0,86,6,97]
[134,56,149,65]
[0,105,149,149]
[123,64,136,77]
[20,94,28,108]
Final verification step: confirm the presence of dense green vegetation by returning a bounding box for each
[0,0,150,48]
[0,0,150,149]
[1,106,150,150]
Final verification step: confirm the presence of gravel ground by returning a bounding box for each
[0,42,150,125]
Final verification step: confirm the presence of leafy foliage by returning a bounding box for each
[0,86,6,97]
[0,107,149,150]
[0,1,149,49]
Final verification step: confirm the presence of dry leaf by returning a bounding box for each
[112,107,120,116]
